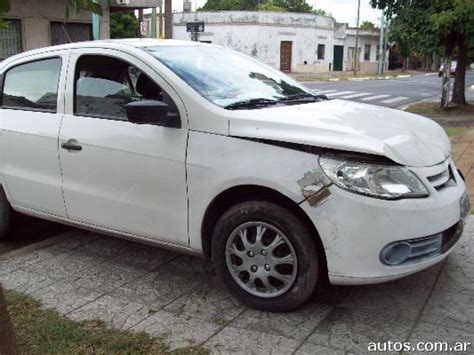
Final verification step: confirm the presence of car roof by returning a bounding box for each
[0,39,206,68]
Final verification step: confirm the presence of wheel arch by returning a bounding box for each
[201,184,328,276]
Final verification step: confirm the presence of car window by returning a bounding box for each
[1,57,62,112]
[74,55,178,121]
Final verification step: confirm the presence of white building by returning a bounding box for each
[171,11,383,73]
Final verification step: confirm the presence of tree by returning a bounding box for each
[110,11,138,38]
[200,0,261,11]
[360,20,376,30]
[273,0,311,13]
[370,0,474,106]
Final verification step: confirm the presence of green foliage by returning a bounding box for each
[200,0,331,15]
[199,0,261,11]
[273,0,311,12]
[257,0,286,11]
[360,21,376,30]
[6,290,209,354]
[110,11,138,38]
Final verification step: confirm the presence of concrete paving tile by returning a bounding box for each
[72,235,134,258]
[70,260,146,293]
[419,288,474,332]
[295,342,346,355]
[307,307,414,353]
[408,322,473,354]
[206,326,300,354]
[340,281,432,321]
[112,244,177,271]
[0,247,68,276]
[229,302,332,341]
[0,268,57,294]
[389,262,443,289]
[22,251,109,281]
[29,280,104,315]
[108,260,209,311]
[69,294,150,330]
[132,310,221,350]
[434,262,474,296]
[47,230,97,253]
[164,277,244,325]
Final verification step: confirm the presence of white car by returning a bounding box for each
[0,40,470,311]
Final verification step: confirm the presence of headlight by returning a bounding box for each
[319,154,429,199]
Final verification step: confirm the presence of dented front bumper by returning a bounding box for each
[299,164,469,285]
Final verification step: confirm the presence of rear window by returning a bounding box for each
[1,57,62,112]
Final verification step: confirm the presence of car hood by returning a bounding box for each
[228,99,450,167]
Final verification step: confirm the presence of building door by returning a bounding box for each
[333,45,344,71]
[280,41,292,72]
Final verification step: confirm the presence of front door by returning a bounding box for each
[280,41,292,72]
[59,49,188,245]
[333,45,344,71]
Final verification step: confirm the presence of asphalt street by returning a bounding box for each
[303,71,474,108]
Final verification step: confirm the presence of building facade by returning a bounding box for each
[0,0,157,60]
[172,11,384,73]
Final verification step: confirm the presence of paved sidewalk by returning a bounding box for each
[1,216,473,354]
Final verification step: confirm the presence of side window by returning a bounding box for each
[1,58,62,112]
[74,55,179,121]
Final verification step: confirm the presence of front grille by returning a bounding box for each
[442,221,464,252]
[380,220,464,266]
[427,165,455,191]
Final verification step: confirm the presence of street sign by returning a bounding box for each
[186,22,205,33]
[140,21,148,36]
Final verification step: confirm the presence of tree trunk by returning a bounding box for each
[441,56,452,109]
[451,37,468,106]
[0,283,17,355]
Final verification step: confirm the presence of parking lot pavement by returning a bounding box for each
[0,217,472,353]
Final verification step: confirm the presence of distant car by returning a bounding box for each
[439,60,457,77]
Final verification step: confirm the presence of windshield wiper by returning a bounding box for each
[224,98,278,110]
[279,93,329,103]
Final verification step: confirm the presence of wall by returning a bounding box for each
[5,0,110,52]
[173,11,335,73]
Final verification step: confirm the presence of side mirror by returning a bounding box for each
[126,100,181,128]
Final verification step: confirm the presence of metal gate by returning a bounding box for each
[50,22,92,46]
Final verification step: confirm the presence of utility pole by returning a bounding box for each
[382,15,389,74]
[151,7,157,38]
[138,9,144,38]
[377,13,385,75]
[165,0,172,39]
[353,0,361,76]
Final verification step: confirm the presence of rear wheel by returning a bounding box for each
[0,188,11,239]
[212,201,319,312]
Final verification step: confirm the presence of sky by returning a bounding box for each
[169,0,384,27]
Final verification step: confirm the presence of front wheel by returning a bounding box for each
[212,201,319,312]
[0,188,11,239]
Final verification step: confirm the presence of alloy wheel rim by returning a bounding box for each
[225,221,298,298]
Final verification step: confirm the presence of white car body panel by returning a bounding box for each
[229,99,451,167]
[0,50,70,217]
[0,40,468,288]
[58,48,189,244]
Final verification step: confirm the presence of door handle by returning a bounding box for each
[61,140,82,151]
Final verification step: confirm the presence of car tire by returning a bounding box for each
[0,188,11,239]
[212,201,319,312]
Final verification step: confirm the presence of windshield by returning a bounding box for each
[144,45,314,108]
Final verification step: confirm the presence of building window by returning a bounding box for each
[0,19,21,60]
[50,22,92,46]
[317,44,325,60]
[1,58,62,112]
[364,44,371,61]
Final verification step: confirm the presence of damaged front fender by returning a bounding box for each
[297,169,332,207]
